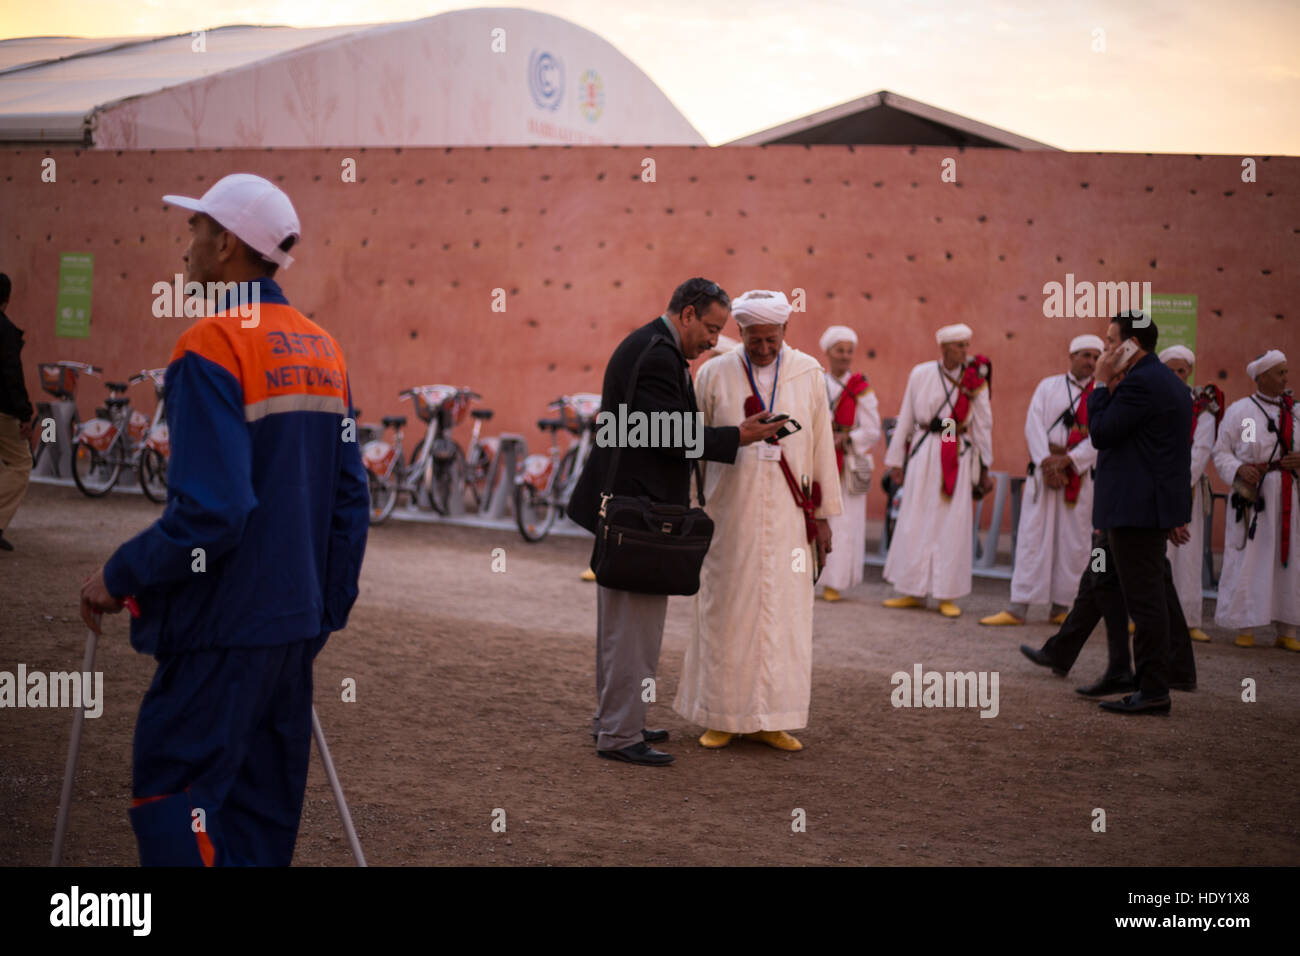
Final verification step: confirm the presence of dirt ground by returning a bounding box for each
[2,481,1298,866]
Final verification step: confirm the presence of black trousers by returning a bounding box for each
[1107,527,1198,697]
[1041,533,1132,678]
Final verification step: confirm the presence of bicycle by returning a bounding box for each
[133,368,170,503]
[515,393,600,542]
[71,373,153,498]
[463,406,499,513]
[361,385,483,524]
[31,361,98,477]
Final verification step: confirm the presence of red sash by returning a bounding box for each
[1190,384,1225,444]
[940,356,991,499]
[1278,395,1295,567]
[1063,379,1095,505]
[743,392,821,544]
[832,372,869,474]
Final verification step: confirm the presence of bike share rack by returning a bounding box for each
[31,400,78,479]
[480,433,527,520]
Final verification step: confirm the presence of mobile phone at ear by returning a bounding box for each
[1113,339,1140,372]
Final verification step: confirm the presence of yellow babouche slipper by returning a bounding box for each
[822,586,843,602]
[1128,621,1136,635]
[1188,628,1210,643]
[699,730,734,748]
[979,610,1024,626]
[1234,633,1255,648]
[883,595,924,609]
[580,567,596,582]
[747,730,803,752]
[938,601,962,618]
[1049,611,1068,625]
[1275,636,1300,653]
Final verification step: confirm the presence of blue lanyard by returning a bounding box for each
[744,351,781,411]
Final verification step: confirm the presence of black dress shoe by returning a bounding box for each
[590,728,669,743]
[1099,691,1171,715]
[1076,674,1136,697]
[596,742,674,765]
[1019,644,1067,677]
[1167,681,1196,692]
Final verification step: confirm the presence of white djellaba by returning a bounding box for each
[673,338,841,734]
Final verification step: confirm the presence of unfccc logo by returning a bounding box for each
[579,69,604,122]
[528,49,565,111]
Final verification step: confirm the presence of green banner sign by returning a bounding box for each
[55,252,94,338]
[1149,293,1198,385]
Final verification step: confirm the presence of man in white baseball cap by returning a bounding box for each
[982,333,1103,627]
[78,173,370,865]
[164,173,301,277]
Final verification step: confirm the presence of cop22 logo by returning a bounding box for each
[528,49,565,111]
[579,69,604,122]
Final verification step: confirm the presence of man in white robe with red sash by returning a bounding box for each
[674,290,841,752]
[1160,345,1222,642]
[1212,350,1300,651]
[982,334,1101,626]
[818,325,881,601]
[882,324,993,618]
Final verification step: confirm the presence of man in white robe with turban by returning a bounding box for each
[981,334,1101,626]
[882,324,993,618]
[1212,350,1300,651]
[1160,345,1220,642]
[674,290,841,751]
[817,325,881,601]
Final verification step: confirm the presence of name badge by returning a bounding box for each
[757,443,782,461]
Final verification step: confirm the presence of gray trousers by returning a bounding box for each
[593,585,668,751]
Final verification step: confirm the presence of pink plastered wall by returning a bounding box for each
[2,145,1296,542]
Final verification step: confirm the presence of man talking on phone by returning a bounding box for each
[1086,311,1197,715]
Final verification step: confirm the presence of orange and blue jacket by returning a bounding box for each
[104,278,369,655]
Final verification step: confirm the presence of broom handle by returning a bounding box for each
[311,706,366,866]
[51,627,99,866]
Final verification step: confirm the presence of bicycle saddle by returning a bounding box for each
[106,381,129,392]
[537,418,566,430]
[105,396,130,407]
[471,409,494,420]
[382,415,407,428]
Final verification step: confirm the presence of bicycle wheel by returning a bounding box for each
[430,443,467,516]
[463,445,491,513]
[72,442,121,497]
[552,447,580,514]
[139,447,168,503]
[515,477,558,542]
[367,471,399,525]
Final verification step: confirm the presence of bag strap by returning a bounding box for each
[599,332,705,515]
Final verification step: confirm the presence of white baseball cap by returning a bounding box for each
[163,173,301,269]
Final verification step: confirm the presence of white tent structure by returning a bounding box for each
[0,8,706,147]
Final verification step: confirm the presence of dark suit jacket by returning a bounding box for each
[1087,351,1193,530]
[0,310,33,422]
[567,317,740,534]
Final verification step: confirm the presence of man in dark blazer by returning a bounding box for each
[568,277,781,765]
[1086,312,1197,714]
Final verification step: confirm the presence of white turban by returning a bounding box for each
[1247,349,1287,380]
[1070,334,1105,354]
[732,290,791,328]
[935,323,972,345]
[819,325,858,353]
[1158,345,1195,366]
